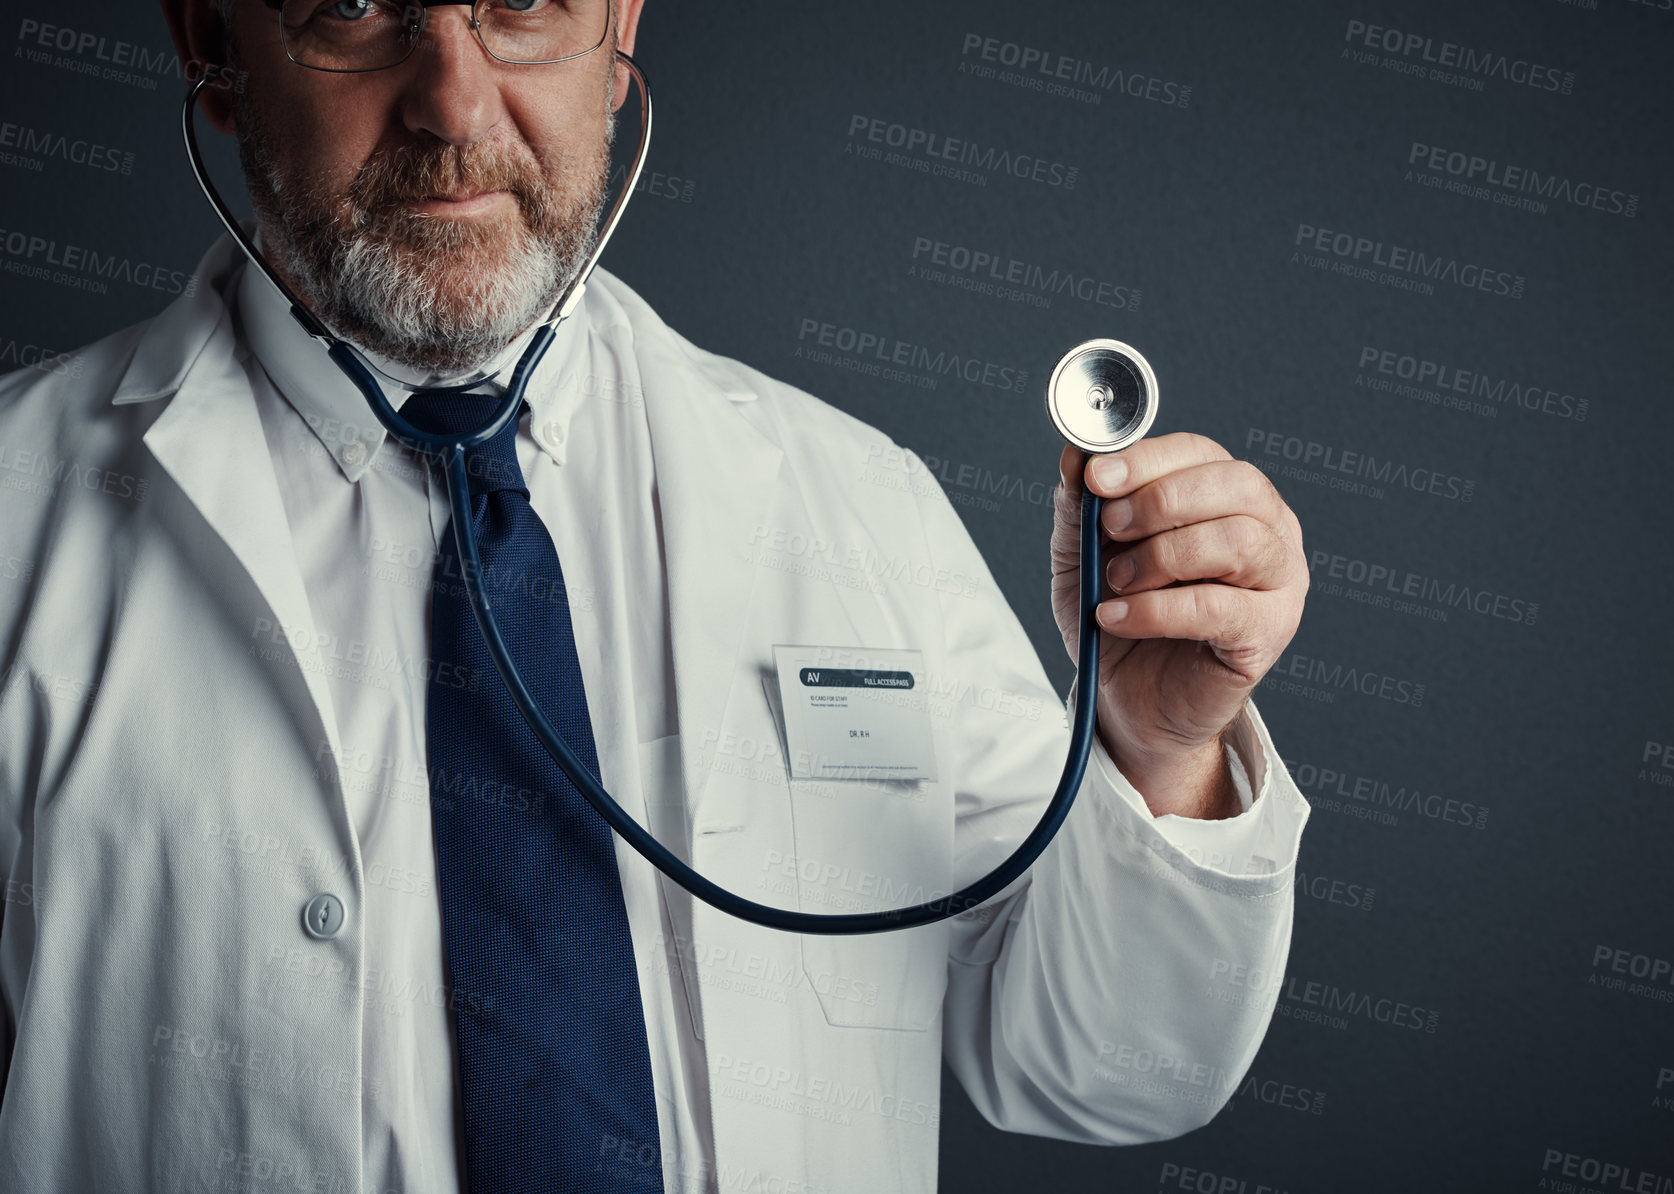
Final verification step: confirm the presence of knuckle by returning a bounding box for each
[1238,458,1271,495]
[1199,433,1233,462]
[1148,475,1181,525]
[1196,583,1232,625]
[1227,515,1265,557]
[1199,584,1250,640]
[1264,470,1296,521]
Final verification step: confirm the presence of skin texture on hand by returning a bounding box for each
[1051,434,1309,820]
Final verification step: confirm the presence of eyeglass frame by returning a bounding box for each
[256,0,613,74]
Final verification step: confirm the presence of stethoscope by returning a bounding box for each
[182,44,1160,936]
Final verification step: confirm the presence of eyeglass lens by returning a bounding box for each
[277,0,609,72]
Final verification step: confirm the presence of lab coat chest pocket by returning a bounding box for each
[783,768,953,1031]
[691,677,954,1031]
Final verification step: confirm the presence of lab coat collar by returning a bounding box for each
[122,230,347,768]
[232,226,591,482]
[108,228,784,839]
[110,230,245,407]
[110,224,598,483]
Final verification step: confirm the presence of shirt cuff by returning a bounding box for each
[1073,683,1309,880]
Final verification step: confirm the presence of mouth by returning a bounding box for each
[402,189,514,216]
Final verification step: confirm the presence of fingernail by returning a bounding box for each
[1107,554,1136,591]
[1093,455,1127,491]
[1104,498,1133,534]
[1099,600,1128,627]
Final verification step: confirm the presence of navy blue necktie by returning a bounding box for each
[403,390,663,1193]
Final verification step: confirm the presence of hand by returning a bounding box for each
[1050,433,1308,818]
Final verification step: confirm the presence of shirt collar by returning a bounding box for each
[233,235,590,483]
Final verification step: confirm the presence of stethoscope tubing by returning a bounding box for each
[183,40,1106,937]
[446,451,1105,935]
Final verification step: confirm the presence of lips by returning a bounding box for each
[400,189,515,215]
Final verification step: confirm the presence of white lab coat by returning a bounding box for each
[0,233,1309,1193]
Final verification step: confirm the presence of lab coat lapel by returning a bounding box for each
[636,329,783,830]
[125,266,344,767]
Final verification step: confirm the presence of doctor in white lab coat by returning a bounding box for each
[0,1,1312,1191]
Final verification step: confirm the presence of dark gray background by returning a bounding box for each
[3,0,1671,1189]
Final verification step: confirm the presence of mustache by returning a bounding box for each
[341,139,557,229]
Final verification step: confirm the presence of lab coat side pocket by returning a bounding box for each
[755,668,950,1032]
[783,770,953,1031]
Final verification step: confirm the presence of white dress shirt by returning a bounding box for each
[229,250,1264,1193]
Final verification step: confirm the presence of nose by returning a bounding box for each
[398,5,504,145]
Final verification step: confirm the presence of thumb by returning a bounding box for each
[1051,445,1087,573]
[1059,443,1085,495]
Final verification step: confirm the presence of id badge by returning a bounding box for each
[771,644,938,782]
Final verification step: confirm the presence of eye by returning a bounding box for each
[313,0,407,22]
[496,0,552,13]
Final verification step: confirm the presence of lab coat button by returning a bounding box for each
[341,439,368,468]
[302,892,346,939]
[541,420,565,448]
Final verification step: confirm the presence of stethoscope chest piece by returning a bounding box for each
[1046,339,1158,454]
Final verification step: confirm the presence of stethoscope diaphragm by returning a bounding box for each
[1046,339,1158,455]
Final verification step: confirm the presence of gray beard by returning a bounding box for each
[230,56,614,378]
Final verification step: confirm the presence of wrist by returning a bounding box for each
[1105,731,1239,821]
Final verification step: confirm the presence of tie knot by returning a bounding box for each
[401,389,528,501]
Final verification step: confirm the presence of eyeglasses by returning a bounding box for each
[263,0,611,73]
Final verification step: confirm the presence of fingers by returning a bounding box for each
[1105,515,1294,595]
[1096,583,1274,659]
[1061,432,1305,674]
[1060,432,1304,598]
[1081,431,1230,500]
[1098,457,1288,543]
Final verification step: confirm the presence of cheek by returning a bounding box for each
[506,72,613,161]
[528,115,609,159]
[259,79,397,192]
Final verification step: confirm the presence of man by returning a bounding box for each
[0,1,1312,1190]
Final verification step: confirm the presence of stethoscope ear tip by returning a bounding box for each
[1047,339,1159,455]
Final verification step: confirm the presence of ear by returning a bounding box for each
[160,0,239,135]
[610,0,648,113]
